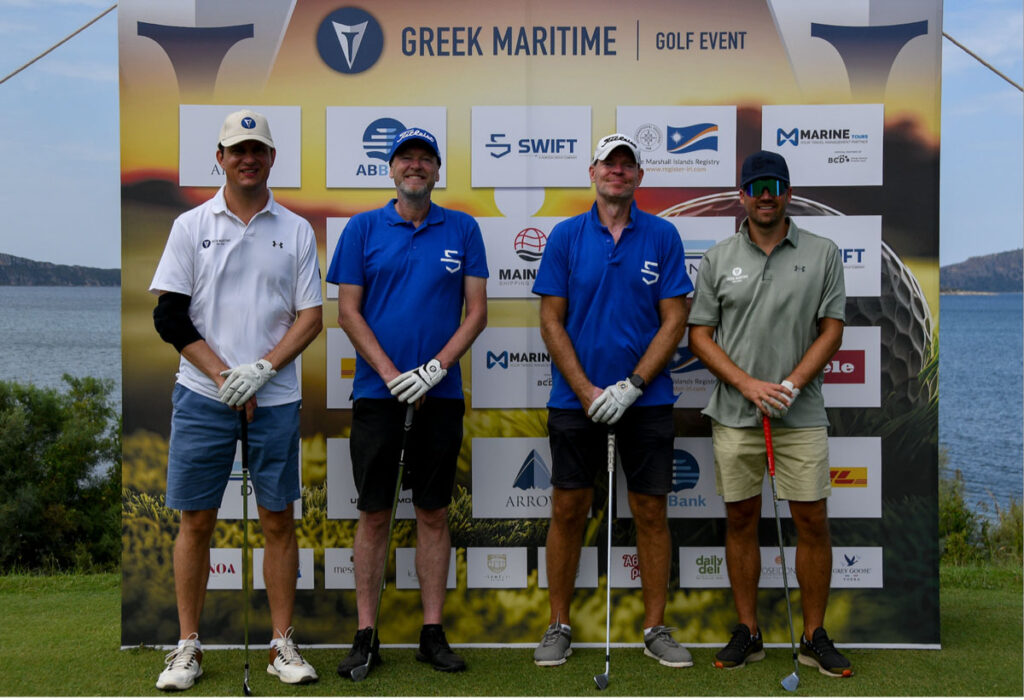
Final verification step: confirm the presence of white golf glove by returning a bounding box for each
[588,379,643,425]
[387,359,447,404]
[760,379,800,419]
[218,359,276,407]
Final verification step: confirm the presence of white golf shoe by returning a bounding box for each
[267,627,319,684]
[156,633,203,691]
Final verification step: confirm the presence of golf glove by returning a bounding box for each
[760,379,800,419]
[218,359,276,407]
[588,379,642,425]
[388,359,447,404]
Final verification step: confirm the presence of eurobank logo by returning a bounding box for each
[317,7,384,74]
[671,449,699,491]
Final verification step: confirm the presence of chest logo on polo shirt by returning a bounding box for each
[272,241,284,249]
[641,261,660,285]
[441,249,462,273]
[726,267,749,284]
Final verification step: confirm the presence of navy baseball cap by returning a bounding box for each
[387,127,441,165]
[740,150,789,186]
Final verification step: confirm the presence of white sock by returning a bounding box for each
[559,623,571,633]
[179,638,201,650]
[643,626,657,636]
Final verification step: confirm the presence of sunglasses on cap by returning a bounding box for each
[744,177,788,198]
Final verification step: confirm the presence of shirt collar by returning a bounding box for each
[588,200,639,234]
[738,217,799,248]
[211,186,278,219]
[384,198,445,229]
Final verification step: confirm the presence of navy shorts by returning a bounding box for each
[350,398,465,512]
[547,405,674,495]
[166,384,301,512]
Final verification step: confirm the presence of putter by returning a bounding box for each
[763,415,800,693]
[593,429,615,691]
[240,413,253,696]
[351,404,416,683]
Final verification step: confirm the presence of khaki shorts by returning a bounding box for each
[711,421,831,503]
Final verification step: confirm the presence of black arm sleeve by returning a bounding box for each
[153,292,203,352]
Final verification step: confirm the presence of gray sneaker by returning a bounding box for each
[533,623,572,666]
[643,626,693,668]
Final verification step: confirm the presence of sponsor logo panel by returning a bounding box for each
[466,547,528,588]
[679,547,883,588]
[822,326,881,407]
[610,547,643,588]
[325,107,447,188]
[179,105,301,188]
[478,217,563,299]
[254,548,314,590]
[324,548,356,589]
[537,546,598,589]
[615,438,727,519]
[617,105,737,187]
[471,106,591,188]
[326,328,356,409]
[326,438,415,520]
[761,104,884,186]
[207,548,242,590]
[792,215,881,297]
[471,327,552,408]
[472,438,563,518]
[397,547,457,589]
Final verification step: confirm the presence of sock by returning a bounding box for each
[559,623,571,633]
[422,623,442,633]
[179,638,201,650]
[644,626,655,636]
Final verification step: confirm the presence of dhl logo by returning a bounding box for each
[340,357,356,379]
[830,467,868,487]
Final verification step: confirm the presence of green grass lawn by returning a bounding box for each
[1,565,1020,696]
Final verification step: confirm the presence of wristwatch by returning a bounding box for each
[628,373,646,390]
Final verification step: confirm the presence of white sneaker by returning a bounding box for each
[156,633,203,691]
[267,627,318,684]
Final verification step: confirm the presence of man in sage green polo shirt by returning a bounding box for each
[688,150,853,678]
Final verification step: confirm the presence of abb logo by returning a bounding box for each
[823,350,865,384]
[210,563,237,574]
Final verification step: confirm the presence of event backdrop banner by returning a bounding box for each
[120,0,942,648]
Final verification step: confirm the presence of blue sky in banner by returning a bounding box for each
[0,0,1019,268]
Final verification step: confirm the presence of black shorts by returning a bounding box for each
[547,405,674,495]
[350,398,465,512]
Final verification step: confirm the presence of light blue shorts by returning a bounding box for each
[166,384,300,512]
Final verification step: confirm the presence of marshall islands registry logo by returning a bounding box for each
[316,7,384,74]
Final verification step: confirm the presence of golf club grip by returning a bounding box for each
[606,430,615,473]
[762,415,775,477]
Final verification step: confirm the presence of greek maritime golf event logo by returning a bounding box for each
[317,7,384,74]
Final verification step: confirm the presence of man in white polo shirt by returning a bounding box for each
[149,109,322,690]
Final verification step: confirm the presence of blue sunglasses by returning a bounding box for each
[744,177,788,197]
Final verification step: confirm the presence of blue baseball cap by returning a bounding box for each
[740,150,789,186]
[386,127,441,165]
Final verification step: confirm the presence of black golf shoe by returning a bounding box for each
[415,625,466,672]
[798,627,853,677]
[337,627,381,679]
[713,623,765,669]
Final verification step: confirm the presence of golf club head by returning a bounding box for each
[594,673,609,690]
[781,672,800,692]
[243,663,253,696]
[350,660,371,683]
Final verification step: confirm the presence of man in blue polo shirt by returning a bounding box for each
[531,133,693,668]
[326,128,487,677]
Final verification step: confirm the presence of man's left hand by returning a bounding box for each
[588,379,642,425]
[219,360,276,407]
[387,359,447,404]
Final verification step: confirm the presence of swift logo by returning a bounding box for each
[441,249,461,273]
[316,8,384,75]
[486,133,512,158]
[487,351,509,369]
[777,128,799,146]
[641,261,660,285]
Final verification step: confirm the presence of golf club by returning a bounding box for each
[593,429,615,691]
[351,404,416,683]
[763,415,800,693]
[240,413,253,696]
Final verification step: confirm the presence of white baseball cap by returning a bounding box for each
[592,133,641,166]
[219,109,275,149]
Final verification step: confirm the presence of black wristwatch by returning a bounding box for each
[628,373,647,390]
